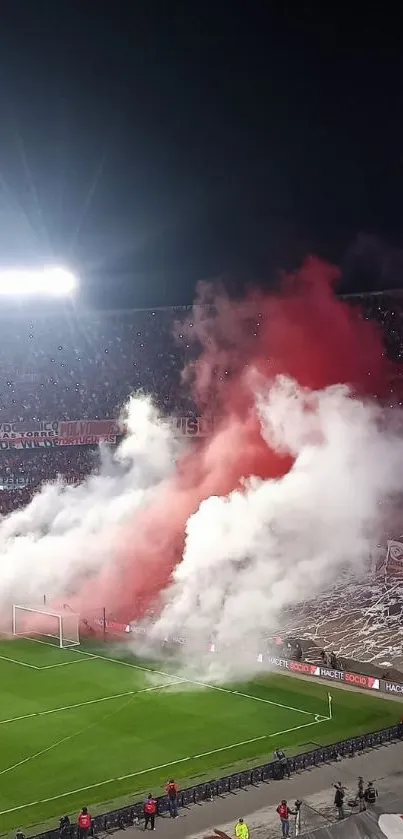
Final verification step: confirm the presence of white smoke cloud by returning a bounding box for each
[0,374,401,685]
[0,396,180,614]
[150,376,403,680]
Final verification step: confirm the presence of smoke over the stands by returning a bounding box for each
[0,257,402,680]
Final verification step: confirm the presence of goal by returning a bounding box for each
[12,604,80,648]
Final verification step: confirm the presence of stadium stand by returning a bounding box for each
[0,292,402,513]
[0,306,195,512]
[0,307,195,421]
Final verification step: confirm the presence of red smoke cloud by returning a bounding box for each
[82,257,393,623]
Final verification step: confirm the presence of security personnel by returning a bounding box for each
[364,782,378,805]
[77,807,92,839]
[234,817,249,839]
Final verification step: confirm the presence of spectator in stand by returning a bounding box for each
[77,807,92,839]
[165,779,179,818]
[143,794,157,830]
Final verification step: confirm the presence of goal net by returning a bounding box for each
[12,605,80,648]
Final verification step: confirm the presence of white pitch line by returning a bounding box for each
[0,716,328,817]
[0,639,323,723]
[11,637,314,717]
[39,658,93,670]
[0,652,39,670]
[60,646,317,718]
[0,680,182,728]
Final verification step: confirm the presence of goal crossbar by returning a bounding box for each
[12,604,80,648]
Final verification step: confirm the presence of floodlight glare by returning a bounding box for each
[0,265,78,296]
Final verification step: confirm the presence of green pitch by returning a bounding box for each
[0,638,400,837]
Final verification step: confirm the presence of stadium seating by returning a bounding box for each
[0,307,196,421]
[0,292,402,512]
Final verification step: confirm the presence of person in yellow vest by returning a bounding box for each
[234,818,249,839]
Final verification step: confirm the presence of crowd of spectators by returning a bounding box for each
[358,291,403,363]
[0,447,98,515]
[0,292,402,514]
[0,306,196,423]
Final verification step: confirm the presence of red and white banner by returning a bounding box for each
[0,419,119,450]
[266,655,380,691]
[57,419,120,446]
[0,415,213,450]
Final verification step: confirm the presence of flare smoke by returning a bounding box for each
[0,257,401,681]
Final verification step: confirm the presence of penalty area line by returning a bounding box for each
[60,645,317,719]
[39,658,95,670]
[0,652,40,670]
[0,716,328,817]
[0,680,184,728]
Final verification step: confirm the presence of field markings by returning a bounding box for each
[0,679,187,782]
[0,651,40,669]
[0,644,93,671]
[2,637,321,719]
[0,679,185,729]
[58,645,319,719]
[0,715,328,818]
[39,658,93,669]
[0,641,331,819]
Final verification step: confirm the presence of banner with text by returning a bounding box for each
[163,416,213,437]
[0,416,213,449]
[266,655,380,691]
[0,420,119,450]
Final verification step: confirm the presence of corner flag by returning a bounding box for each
[328,692,333,719]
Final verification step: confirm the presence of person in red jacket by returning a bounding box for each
[165,779,179,818]
[276,800,295,839]
[77,807,92,839]
[144,794,157,830]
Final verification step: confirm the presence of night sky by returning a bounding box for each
[0,2,402,307]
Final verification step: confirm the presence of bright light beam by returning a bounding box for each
[0,265,78,296]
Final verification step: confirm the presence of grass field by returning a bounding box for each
[0,638,401,837]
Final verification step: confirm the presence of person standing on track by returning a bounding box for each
[165,779,179,818]
[364,781,378,806]
[234,817,249,839]
[77,807,92,839]
[357,777,366,812]
[334,783,345,820]
[144,794,157,830]
[276,800,295,838]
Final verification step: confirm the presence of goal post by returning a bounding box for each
[12,604,80,648]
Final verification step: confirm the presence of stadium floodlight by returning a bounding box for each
[12,604,80,648]
[0,264,78,296]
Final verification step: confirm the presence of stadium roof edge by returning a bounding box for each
[340,289,403,298]
[0,290,402,318]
